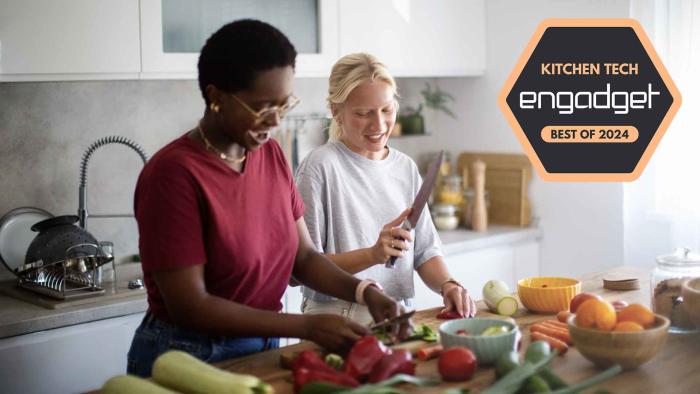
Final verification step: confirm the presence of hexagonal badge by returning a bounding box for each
[499,19,681,181]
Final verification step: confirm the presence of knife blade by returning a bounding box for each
[385,150,445,268]
[369,310,416,331]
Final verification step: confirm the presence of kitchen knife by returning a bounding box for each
[386,150,445,268]
[369,310,416,331]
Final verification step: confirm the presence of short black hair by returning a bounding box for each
[198,19,297,104]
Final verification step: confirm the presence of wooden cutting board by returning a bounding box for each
[457,152,533,227]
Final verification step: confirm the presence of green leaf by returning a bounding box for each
[419,82,456,119]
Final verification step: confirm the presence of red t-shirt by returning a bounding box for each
[134,134,304,322]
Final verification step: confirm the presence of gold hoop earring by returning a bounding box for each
[209,103,220,113]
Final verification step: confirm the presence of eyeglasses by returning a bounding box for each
[229,93,300,123]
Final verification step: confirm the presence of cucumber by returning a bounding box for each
[102,375,177,394]
[152,350,272,394]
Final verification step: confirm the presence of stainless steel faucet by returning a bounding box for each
[78,136,148,229]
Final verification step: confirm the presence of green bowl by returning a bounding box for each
[439,318,520,365]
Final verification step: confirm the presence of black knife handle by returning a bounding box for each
[384,220,412,268]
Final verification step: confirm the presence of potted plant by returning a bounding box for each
[397,83,456,135]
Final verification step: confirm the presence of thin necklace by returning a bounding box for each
[197,121,246,164]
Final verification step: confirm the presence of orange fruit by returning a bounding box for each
[575,298,617,331]
[617,304,655,328]
[613,321,644,332]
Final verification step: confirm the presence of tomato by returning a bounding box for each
[569,292,603,313]
[438,347,477,382]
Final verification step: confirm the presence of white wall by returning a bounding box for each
[391,0,631,277]
[0,0,632,281]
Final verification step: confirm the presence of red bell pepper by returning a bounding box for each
[416,344,443,361]
[436,310,463,319]
[293,367,360,393]
[367,349,416,383]
[344,335,390,380]
[292,350,338,375]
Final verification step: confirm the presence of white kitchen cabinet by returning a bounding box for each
[281,285,303,346]
[139,0,340,79]
[0,312,144,394]
[338,0,486,77]
[0,0,141,81]
[411,240,540,311]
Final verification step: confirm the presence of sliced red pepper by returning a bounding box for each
[293,367,359,393]
[436,310,463,320]
[367,349,416,383]
[416,344,443,361]
[344,335,390,380]
[292,350,338,375]
[456,329,470,336]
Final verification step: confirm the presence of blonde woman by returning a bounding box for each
[295,53,477,325]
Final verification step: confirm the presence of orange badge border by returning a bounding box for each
[498,18,682,182]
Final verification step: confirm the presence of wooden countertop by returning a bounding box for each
[216,266,700,393]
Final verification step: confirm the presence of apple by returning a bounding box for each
[569,292,603,313]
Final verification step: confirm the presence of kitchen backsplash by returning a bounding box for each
[0,77,483,280]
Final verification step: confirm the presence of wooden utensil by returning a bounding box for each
[471,159,488,232]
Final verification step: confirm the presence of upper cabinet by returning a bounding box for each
[139,0,339,79]
[338,0,486,77]
[0,0,140,81]
[0,0,485,81]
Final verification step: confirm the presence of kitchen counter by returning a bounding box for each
[0,263,147,339]
[0,225,538,339]
[438,224,542,256]
[215,266,700,394]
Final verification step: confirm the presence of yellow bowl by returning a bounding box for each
[568,314,669,370]
[517,277,581,313]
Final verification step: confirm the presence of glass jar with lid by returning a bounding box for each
[431,203,459,231]
[651,248,700,333]
[438,175,464,206]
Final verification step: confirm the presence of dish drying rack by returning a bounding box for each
[17,243,113,300]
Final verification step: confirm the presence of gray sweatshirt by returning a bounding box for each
[295,140,443,302]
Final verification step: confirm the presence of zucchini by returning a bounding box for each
[152,350,273,394]
[482,280,519,316]
[102,375,177,394]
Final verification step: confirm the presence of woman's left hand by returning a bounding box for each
[364,286,411,340]
[442,284,477,318]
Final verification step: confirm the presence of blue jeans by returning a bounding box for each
[127,312,279,377]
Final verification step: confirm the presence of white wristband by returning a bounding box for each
[355,279,383,305]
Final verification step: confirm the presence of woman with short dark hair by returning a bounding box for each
[127,20,405,377]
